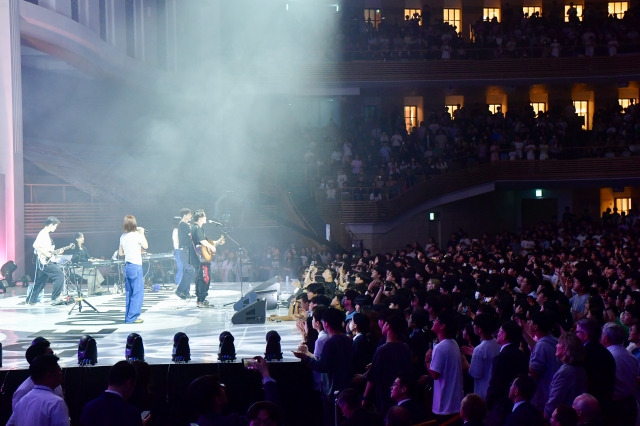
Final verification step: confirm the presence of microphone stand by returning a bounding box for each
[216,226,249,305]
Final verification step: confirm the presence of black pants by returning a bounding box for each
[195,263,210,303]
[28,261,64,303]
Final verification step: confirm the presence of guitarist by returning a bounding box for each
[191,210,223,308]
[28,216,67,305]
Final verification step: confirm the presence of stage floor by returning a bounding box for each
[0,279,303,370]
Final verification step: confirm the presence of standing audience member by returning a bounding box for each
[363,314,412,415]
[12,338,64,411]
[527,311,561,412]
[118,215,148,324]
[295,307,353,425]
[600,322,639,426]
[574,318,615,414]
[425,311,464,423]
[464,313,500,400]
[505,374,544,426]
[7,354,69,426]
[486,320,529,425]
[545,333,587,419]
[80,360,146,426]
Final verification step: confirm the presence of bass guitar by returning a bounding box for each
[199,236,225,262]
[36,243,75,265]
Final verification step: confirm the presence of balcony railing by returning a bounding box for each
[314,157,640,223]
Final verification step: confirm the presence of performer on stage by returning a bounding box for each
[175,208,196,300]
[191,210,223,308]
[28,216,68,306]
[71,232,106,296]
[118,215,148,324]
[171,217,183,286]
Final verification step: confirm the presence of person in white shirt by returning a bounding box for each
[118,215,148,324]
[12,338,64,411]
[7,354,69,426]
[425,312,464,423]
[28,216,69,305]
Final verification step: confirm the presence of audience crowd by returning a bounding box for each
[277,207,640,425]
[299,98,640,202]
[7,208,640,425]
[331,3,640,61]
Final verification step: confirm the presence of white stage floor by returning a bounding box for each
[0,280,303,370]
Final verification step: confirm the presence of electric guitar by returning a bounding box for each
[35,243,75,265]
[198,236,225,262]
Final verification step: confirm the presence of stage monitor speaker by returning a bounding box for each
[233,292,257,312]
[255,288,278,310]
[233,277,281,311]
[231,299,266,325]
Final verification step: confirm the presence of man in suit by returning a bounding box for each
[486,320,529,425]
[80,360,146,426]
[390,375,428,424]
[505,374,544,426]
[575,318,615,417]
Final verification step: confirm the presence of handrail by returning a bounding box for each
[315,157,640,223]
[291,54,640,86]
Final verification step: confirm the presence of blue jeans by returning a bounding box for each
[176,249,195,296]
[173,249,183,285]
[124,263,144,323]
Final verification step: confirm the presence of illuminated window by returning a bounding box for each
[404,105,418,133]
[608,2,628,18]
[565,4,583,22]
[483,8,500,21]
[573,100,588,129]
[523,6,542,17]
[531,102,547,116]
[443,9,461,31]
[488,104,502,114]
[405,8,422,25]
[364,9,382,29]
[619,98,636,110]
[615,197,632,214]
[445,104,460,118]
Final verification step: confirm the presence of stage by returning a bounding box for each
[0,278,304,370]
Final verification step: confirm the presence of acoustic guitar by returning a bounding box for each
[199,236,225,262]
[36,243,75,265]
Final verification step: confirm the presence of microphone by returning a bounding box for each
[207,220,223,226]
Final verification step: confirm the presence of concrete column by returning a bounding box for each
[0,0,25,276]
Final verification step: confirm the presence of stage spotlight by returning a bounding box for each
[264,330,283,361]
[78,335,98,366]
[218,331,236,362]
[1,261,17,286]
[172,332,190,363]
[125,333,144,362]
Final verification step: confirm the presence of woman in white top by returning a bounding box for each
[118,215,148,324]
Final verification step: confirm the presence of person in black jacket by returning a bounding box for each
[505,374,544,426]
[574,318,615,418]
[485,320,529,425]
[80,360,146,426]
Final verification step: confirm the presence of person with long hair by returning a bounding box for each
[118,215,148,324]
[545,332,587,419]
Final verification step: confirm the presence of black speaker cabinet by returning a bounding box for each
[231,299,266,325]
